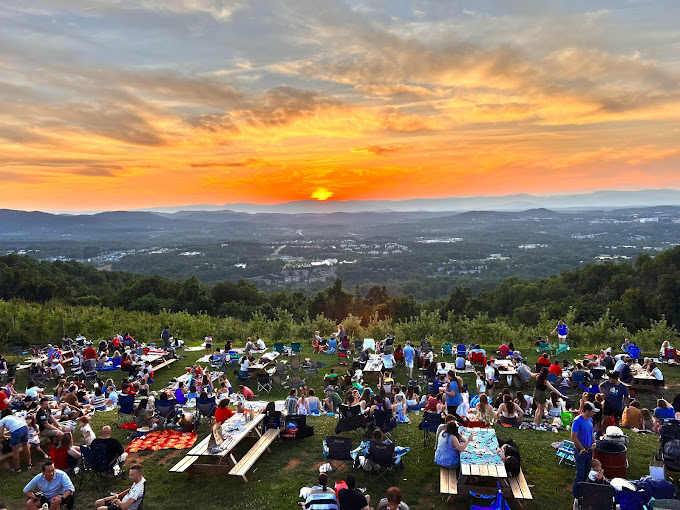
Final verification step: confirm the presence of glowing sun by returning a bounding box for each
[311,188,334,201]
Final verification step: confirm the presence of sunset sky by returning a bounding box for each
[2,1,680,211]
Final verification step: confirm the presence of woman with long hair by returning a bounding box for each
[531,367,560,427]
[515,391,529,413]
[435,421,473,469]
[475,393,495,426]
[496,394,523,427]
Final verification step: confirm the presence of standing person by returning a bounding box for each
[0,409,30,472]
[24,461,75,510]
[571,402,597,499]
[160,326,171,350]
[443,370,464,424]
[484,361,496,398]
[94,464,145,510]
[599,371,629,427]
[403,341,416,379]
[531,368,560,427]
[377,487,410,510]
[551,320,569,344]
[337,324,346,343]
[204,334,213,354]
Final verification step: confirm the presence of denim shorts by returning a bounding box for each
[10,425,29,446]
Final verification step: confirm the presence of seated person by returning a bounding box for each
[654,398,675,429]
[238,384,254,401]
[48,432,80,474]
[324,387,342,414]
[120,353,135,374]
[454,355,466,371]
[622,400,643,429]
[255,336,266,351]
[244,338,256,352]
[377,487,409,510]
[134,399,156,429]
[619,358,634,384]
[536,353,551,371]
[649,362,664,385]
[497,439,521,477]
[95,463,145,510]
[588,459,608,484]
[496,394,523,427]
[338,473,371,510]
[174,382,188,405]
[23,461,75,510]
[435,421,473,468]
[214,399,235,424]
[324,369,340,388]
[498,342,510,358]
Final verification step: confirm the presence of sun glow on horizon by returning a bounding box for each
[311,188,334,201]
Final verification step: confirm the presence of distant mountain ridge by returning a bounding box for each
[129,189,680,214]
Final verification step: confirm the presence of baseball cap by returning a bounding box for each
[583,402,597,412]
[325,386,334,392]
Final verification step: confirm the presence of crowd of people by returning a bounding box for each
[2,323,678,509]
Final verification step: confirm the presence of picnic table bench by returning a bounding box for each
[170,412,277,481]
[152,357,177,372]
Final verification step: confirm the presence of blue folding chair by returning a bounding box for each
[470,483,511,510]
[117,394,136,424]
[456,344,467,357]
[628,344,641,359]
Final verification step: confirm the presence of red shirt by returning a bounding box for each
[215,407,235,424]
[549,364,563,376]
[49,445,69,470]
[0,391,8,411]
[499,344,510,357]
[537,357,551,367]
[83,347,97,360]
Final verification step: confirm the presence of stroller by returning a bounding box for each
[658,419,680,471]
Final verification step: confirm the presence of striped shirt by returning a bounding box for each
[304,486,339,510]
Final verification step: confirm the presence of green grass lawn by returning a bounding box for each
[1,340,675,510]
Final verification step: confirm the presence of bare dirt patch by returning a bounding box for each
[283,458,302,471]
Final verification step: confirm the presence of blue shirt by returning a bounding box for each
[557,324,568,335]
[403,345,415,362]
[600,381,629,411]
[572,415,594,449]
[655,407,675,420]
[446,381,462,406]
[24,470,75,499]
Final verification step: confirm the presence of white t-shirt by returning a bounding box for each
[614,360,625,372]
[0,414,26,432]
[485,366,495,383]
[26,386,42,399]
[652,367,664,380]
[382,354,395,369]
[122,477,146,510]
[256,339,266,350]
[240,359,249,371]
[476,378,487,394]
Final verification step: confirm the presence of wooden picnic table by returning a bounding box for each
[630,369,662,390]
[445,427,532,505]
[170,410,279,481]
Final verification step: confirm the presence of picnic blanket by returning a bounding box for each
[125,430,197,453]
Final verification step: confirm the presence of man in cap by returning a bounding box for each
[571,402,597,499]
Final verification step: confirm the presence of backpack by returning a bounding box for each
[663,439,680,470]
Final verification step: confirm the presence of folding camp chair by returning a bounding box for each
[326,339,337,355]
[536,341,552,355]
[335,404,366,440]
[548,373,558,384]
[79,443,114,493]
[291,375,306,390]
[324,436,353,478]
[290,357,301,373]
[354,340,363,351]
[237,370,250,384]
[273,342,284,354]
[273,361,290,387]
[155,398,179,429]
[628,344,641,360]
[557,440,576,465]
[264,410,282,430]
[441,342,453,357]
[456,344,467,357]
[117,394,136,425]
[305,360,320,374]
[367,442,398,482]
[591,367,606,381]
[556,341,570,355]
[418,411,441,447]
[338,348,349,366]
[373,409,397,440]
[257,372,273,393]
[195,396,216,430]
[470,482,511,510]
[291,342,302,357]
[572,371,586,385]
[363,338,375,351]
[577,482,616,510]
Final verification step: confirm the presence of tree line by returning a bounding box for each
[1,245,680,335]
